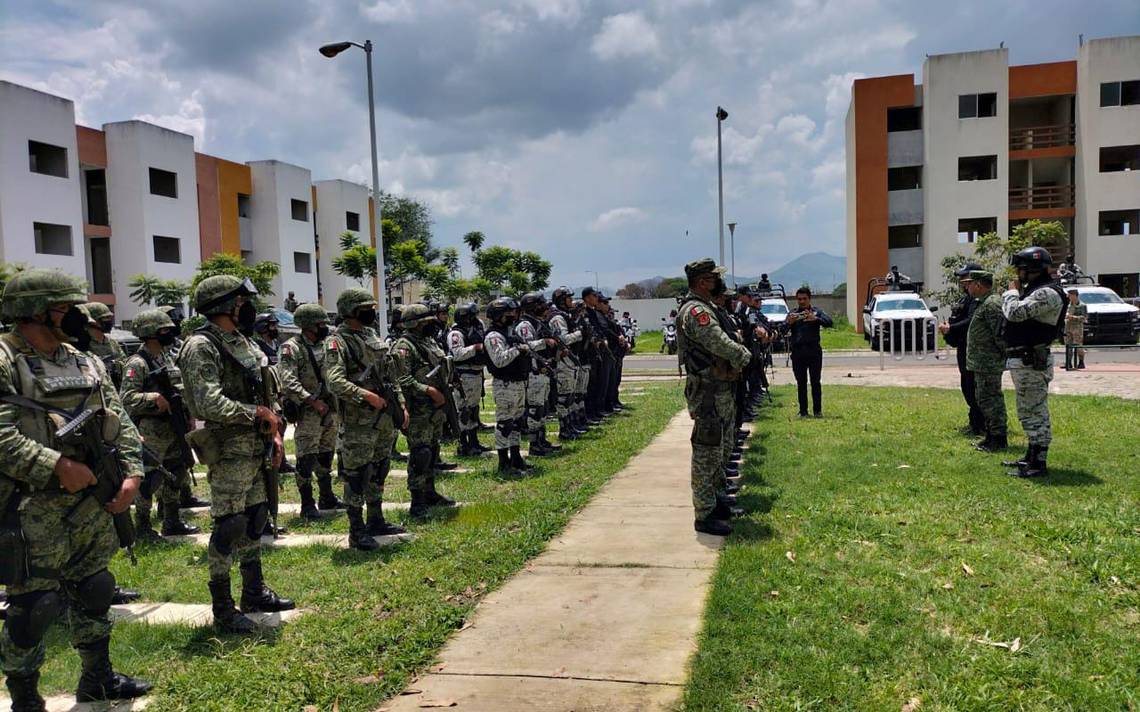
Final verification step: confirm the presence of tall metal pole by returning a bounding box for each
[728,222,737,289]
[364,40,389,338]
[717,112,725,266]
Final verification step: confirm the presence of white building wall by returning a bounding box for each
[248,161,318,306]
[0,82,87,276]
[1075,36,1140,280]
[104,121,201,321]
[922,49,1010,292]
[314,179,371,309]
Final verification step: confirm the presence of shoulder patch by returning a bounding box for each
[690,306,700,317]
[126,367,136,379]
[697,312,711,326]
[327,339,338,350]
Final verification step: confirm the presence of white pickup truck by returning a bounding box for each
[1068,285,1140,344]
[862,292,937,351]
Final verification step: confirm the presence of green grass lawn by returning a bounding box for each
[819,314,869,351]
[32,385,684,711]
[632,329,666,355]
[684,385,1139,711]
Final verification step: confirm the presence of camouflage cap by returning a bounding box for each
[1,268,88,319]
[684,257,725,279]
[133,308,176,338]
[83,301,113,321]
[954,261,984,278]
[965,270,993,285]
[75,303,99,326]
[336,288,377,318]
[292,303,328,329]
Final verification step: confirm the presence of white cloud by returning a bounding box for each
[359,0,415,23]
[810,154,845,189]
[134,91,208,147]
[591,13,662,61]
[514,0,582,23]
[589,206,648,232]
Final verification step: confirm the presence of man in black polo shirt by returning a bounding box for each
[786,287,833,417]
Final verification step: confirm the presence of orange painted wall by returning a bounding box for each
[852,74,915,332]
[217,158,250,255]
[196,154,222,258]
[1009,61,1076,99]
[75,126,106,167]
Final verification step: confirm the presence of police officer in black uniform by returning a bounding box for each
[940,262,986,436]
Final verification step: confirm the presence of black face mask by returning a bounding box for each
[355,308,377,326]
[711,277,727,297]
[237,301,257,330]
[266,328,279,340]
[314,324,330,341]
[59,306,89,340]
[98,320,114,334]
[157,331,177,347]
[424,321,442,336]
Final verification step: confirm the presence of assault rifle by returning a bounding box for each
[257,365,281,537]
[146,365,197,475]
[425,358,461,437]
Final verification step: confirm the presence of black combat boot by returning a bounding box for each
[1077,355,1086,369]
[1011,446,1049,478]
[209,578,257,633]
[1002,444,1034,469]
[497,449,516,476]
[432,444,458,471]
[724,481,741,495]
[469,431,492,454]
[714,496,744,519]
[317,476,345,510]
[75,636,152,703]
[239,561,295,613]
[4,671,44,712]
[347,507,379,551]
[161,503,200,536]
[974,434,996,452]
[510,445,533,471]
[111,586,140,605]
[180,483,209,509]
[456,431,475,456]
[694,517,733,536]
[529,438,554,456]
[408,490,432,520]
[540,430,562,451]
[135,506,160,542]
[366,502,406,536]
[298,482,320,520]
[427,473,457,508]
[557,419,578,441]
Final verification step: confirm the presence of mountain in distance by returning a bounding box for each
[729,252,846,293]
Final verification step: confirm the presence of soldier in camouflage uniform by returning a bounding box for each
[119,308,199,538]
[963,271,1008,452]
[277,304,343,520]
[178,275,294,633]
[324,289,407,550]
[80,302,126,390]
[676,259,751,537]
[392,305,459,518]
[1064,289,1087,370]
[0,269,151,708]
[515,293,561,455]
[548,288,587,442]
[1001,247,1066,478]
[484,298,533,476]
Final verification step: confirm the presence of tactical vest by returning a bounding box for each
[520,315,556,357]
[136,348,184,391]
[675,297,724,378]
[337,328,390,391]
[451,324,489,371]
[485,326,531,381]
[548,309,583,357]
[395,334,443,382]
[1002,281,1067,348]
[179,328,270,418]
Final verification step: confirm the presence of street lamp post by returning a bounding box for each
[320,40,389,337]
[727,222,737,289]
[716,106,728,267]
[586,270,599,290]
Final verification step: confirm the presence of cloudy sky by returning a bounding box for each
[2,1,1137,291]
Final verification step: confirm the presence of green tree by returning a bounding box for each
[469,244,553,298]
[127,274,189,308]
[379,192,434,263]
[617,282,650,299]
[332,230,378,288]
[462,231,485,254]
[651,277,688,299]
[190,253,280,311]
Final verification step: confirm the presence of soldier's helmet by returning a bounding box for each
[293,303,328,330]
[551,287,573,307]
[486,297,519,323]
[400,303,434,329]
[133,308,176,339]
[194,275,258,316]
[1,268,88,320]
[254,312,278,333]
[336,288,377,319]
[519,291,546,314]
[1010,246,1053,270]
[390,305,405,328]
[83,301,114,322]
[454,302,479,322]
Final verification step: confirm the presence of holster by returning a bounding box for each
[187,428,222,465]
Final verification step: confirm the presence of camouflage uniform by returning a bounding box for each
[513,316,552,449]
[965,282,1007,443]
[1064,300,1087,368]
[0,269,150,705]
[1002,284,1063,448]
[548,307,583,437]
[82,302,127,390]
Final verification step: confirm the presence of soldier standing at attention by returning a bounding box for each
[515,293,561,456]
[278,304,344,520]
[484,298,533,476]
[548,288,587,442]
[120,308,200,538]
[939,262,986,436]
[178,275,294,633]
[1001,246,1066,478]
[963,271,1008,453]
[391,305,459,518]
[81,302,126,389]
[447,302,491,456]
[0,269,152,707]
[324,289,407,550]
[676,259,751,537]
[1064,289,1087,370]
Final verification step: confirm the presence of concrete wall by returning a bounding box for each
[249,161,319,305]
[887,129,924,167]
[888,189,924,226]
[314,179,371,309]
[0,81,87,276]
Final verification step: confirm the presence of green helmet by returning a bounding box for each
[400,303,433,328]
[337,288,376,318]
[133,308,176,338]
[83,301,113,322]
[293,303,328,329]
[193,275,258,316]
[1,268,88,320]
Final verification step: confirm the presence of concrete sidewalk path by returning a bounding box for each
[384,411,725,712]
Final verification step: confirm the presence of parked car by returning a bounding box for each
[862,292,937,351]
[759,298,790,327]
[1069,286,1140,344]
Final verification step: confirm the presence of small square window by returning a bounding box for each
[957,217,997,244]
[294,251,312,274]
[33,223,73,255]
[149,168,178,198]
[1101,81,1121,107]
[959,94,977,119]
[977,93,997,117]
[1099,209,1140,236]
[1123,80,1140,106]
[346,211,360,232]
[28,141,68,178]
[888,225,922,249]
[888,166,922,191]
[153,235,181,263]
[1100,145,1140,172]
[887,107,921,132]
[291,199,309,222]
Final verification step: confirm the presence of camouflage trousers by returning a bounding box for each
[686,377,733,520]
[493,378,527,449]
[338,406,398,506]
[555,361,579,419]
[525,372,550,440]
[136,427,189,515]
[406,402,445,493]
[207,455,267,579]
[973,370,1007,439]
[1,491,118,675]
[575,363,590,417]
[720,389,737,476]
[455,370,484,433]
[293,407,338,459]
[1009,360,1054,447]
[1064,325,1085,362]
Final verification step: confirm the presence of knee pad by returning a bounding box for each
[317,451,334,470]
[244,503,269,540]
[409,445,433,474]
[210,512,249,556]
[72,569,116,616]
[296,453,317,476]
[5,590,63,649]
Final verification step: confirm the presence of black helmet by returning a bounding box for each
[1011,246,1053,270]
[519,291,546,314]
[486,297,519,323]
[551,286,573,307]
[254,312,278,332]
[454,302,479,322]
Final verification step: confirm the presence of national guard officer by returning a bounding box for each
[446,302,491,456]
[391,305,459,518]
[80,301,126,389]
[0,269,152,707]
[676,259,751,536]
[484,298,533,475]
[178,275,294,633]
[278,303,344,520]
[548,287,587,442]
[324,289,407,550]
[963,271,1008,453]
[516,293,561,455]
[1001,246,1066,478]
[940,262,986,436]
[1064,289,1087,370]
[569,298,597,429]
[120,308,200,538]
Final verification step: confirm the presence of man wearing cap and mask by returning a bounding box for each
[81,302,126,390]
[939,262,986,437]
[178,275,294,633]
[676,258,751,537]
[963,271,1008,453]
[0,269,152,707]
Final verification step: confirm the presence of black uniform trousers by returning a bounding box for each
[957,348,985,433]
[791,344,824,415]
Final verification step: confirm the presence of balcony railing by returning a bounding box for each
[1010,123,1075,151]
[1008,184,1075,211]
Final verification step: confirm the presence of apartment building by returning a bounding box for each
[845,36,1140,327]
[248,161,319,304]
[313,179,373,302]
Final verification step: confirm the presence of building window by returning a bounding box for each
[294,251,312,274]
[28,141,69,178]
[958,217,996,244]
[237,194,251,218]
[887,166,922,191]
[149,168,178,198]
[1100,80,1140,107]
[88,237,112,294]
[153,235,181,263]
[84,169,109,225]
[33,223,73,256]
[958,155,997,181]
[291,199,309,222]
[346,211,360,232]
[1100,145,1140,172]
[887,107,921,132]
[888,225,922,249]
[959,93,998,119]
[1099,209,1139,236]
